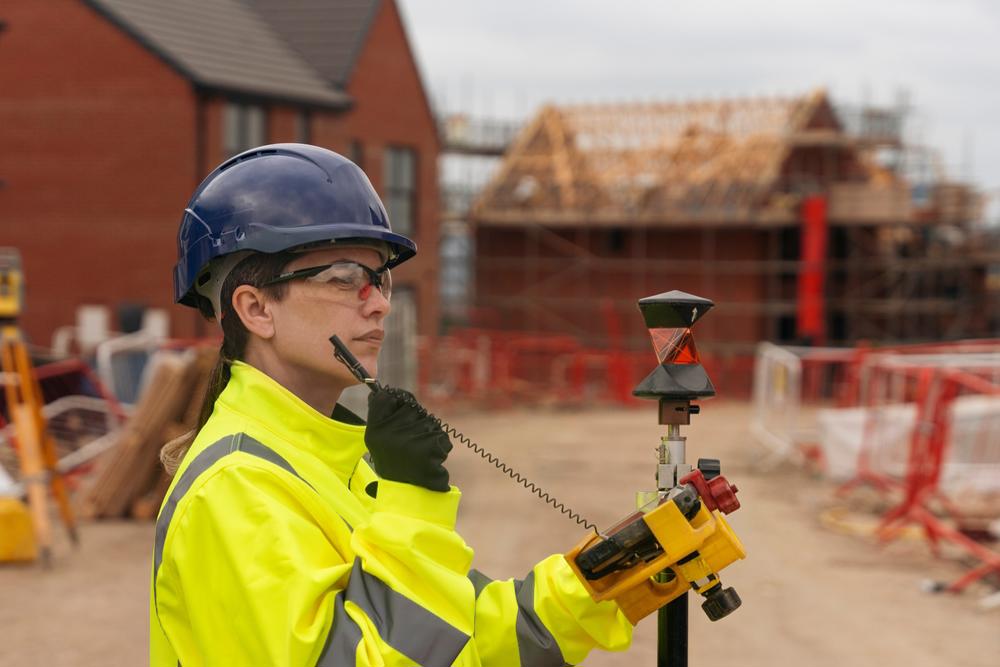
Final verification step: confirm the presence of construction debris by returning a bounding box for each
[82,347,215,520]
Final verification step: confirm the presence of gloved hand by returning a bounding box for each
[364,387,453,492]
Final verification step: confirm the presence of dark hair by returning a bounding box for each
[161,251,295,474]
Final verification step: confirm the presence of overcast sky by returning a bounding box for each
[401,0,1000,214]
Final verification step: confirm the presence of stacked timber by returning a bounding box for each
[82,347,216,519]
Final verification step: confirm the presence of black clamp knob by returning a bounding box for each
[697,458,721,480]
[701,586,741,621]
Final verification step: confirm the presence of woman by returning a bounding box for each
[150,144,639,666]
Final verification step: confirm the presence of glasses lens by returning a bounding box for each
[305,262,391,301]
[306,263,367,291]
[380,269,392,301]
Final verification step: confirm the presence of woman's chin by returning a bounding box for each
[354,355,378,378]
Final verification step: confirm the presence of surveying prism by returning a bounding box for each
[566,291,746,666]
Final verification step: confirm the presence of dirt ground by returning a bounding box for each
[1,401,998,666]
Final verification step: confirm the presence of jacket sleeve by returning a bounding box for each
[353,479,633,667]
[467,555,633,666]
[156,460,631,666]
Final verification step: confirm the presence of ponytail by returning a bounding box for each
[196,352,232,430]
[160,350,231,475]
[160,251,295,475]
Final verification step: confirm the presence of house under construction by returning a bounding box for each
[464,90,996,389]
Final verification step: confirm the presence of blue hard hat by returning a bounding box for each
[173,143,417,310]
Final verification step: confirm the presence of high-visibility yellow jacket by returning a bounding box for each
[150,361,632,666]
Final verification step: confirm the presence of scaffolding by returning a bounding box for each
[455,89,995,377]
[439,113,522,324]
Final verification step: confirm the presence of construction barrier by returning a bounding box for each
[753,340,1000,594]
[863,357,1000,592]
[751,339,1000,469]
[832,353,1000,495]
[95,330,165,404]
[419,328,650,408]
[421,324,762,409]
[0,357,128,486]
[750,342,861,469]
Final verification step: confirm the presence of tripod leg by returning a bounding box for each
[42,433,79,545]
[11,338,79,547]
[12,404,54,566]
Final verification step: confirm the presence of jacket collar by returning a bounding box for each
[217,361,367,483]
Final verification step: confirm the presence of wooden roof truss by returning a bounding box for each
[473,89,852,226]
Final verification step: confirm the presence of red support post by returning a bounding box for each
[796,195,828,345]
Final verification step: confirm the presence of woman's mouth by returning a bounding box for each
[355,330,384,345]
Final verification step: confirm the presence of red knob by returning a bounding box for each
[707,476,740,514]
[679,469,741,514]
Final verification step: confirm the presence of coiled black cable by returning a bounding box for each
[386,385,598,533]
[442,419,597,533]
[330,335,597,533]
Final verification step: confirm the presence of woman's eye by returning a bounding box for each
[328,275,357,289]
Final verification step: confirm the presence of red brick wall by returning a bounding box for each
[0,0,199,343]
[199,96,233,175]
[314,0,441,338]
[1,0,439,346]
[268,106,301,144]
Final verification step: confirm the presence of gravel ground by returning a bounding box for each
[1,401,997,666]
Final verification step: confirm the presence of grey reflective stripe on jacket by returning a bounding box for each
[316,590,363,665]
[514,572,570,667]
[468,569,493,599]
[279,533,567,666]
[467,569,570,667]
[317,559,469,666]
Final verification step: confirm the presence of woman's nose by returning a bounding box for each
[361,285,391,317]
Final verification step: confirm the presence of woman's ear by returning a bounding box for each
[231,285,276,340]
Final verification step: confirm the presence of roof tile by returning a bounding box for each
[243,0,380,85]
[87,0,350,107]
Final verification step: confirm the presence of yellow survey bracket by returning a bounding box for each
[565,496,745,625]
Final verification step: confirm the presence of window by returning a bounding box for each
[606,227,626,254]
[348,140,364,169]
[295,110,312,144]
[440,223,473,325]
[223,101,267,157]
[383,146,416,235]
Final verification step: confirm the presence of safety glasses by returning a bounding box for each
[262,260,392,301]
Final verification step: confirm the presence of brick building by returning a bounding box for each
[468,90,1000,392]
[1,0,440,381]
[468,91,992,393]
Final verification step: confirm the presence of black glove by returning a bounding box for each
[364,387,452,492]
